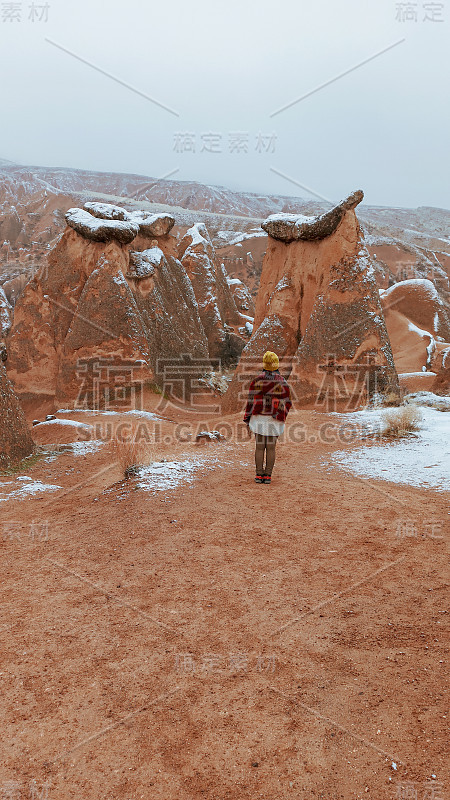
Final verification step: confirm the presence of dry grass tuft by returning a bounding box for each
[381,404,422,438]
[109,439,155,477]
[108,435,196,478]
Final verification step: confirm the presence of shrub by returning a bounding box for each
[109,439,154,477]
[109,435,195,478]
[381,405,422,438]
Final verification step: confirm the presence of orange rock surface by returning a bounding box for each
[224,194,399,412]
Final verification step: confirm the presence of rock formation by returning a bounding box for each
[1,274,30,308]
[178,224,244,363]
[65,208,140,244]
[432,346,450,392]
[226,276,255,318]
[0,284,12,339]
[137,213,175,238]
[214,229,268,300]
[261,190,364,243]
[6,204,247,408]
[0,205,23,245]
[381,279,450,343]
[380,279,450,392]
[223,191,400,412]
[0,360,34,468]
[2,159,449,323]
[84,202,133,221]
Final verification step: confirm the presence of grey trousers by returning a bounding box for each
[255,433,277,476]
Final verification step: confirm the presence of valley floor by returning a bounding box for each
[0,407,448,800]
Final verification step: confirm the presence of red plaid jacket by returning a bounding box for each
[243,370,292,424]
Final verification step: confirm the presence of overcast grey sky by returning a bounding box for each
[1,0,448,208]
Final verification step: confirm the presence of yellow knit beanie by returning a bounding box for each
[263,351,279,371]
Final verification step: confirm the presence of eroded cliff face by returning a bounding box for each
[0,285,12,347]
[223,192,400,412]
[179,224,243,363]
[0,360,34,468]
[6,229,131,403]
[380,279,450,393]
[6,204,247,408]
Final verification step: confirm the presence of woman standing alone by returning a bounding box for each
[243,351,292,484]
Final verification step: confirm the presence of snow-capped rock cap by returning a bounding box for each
[84,201,133,221]
[262,189,364,242]
[138,213,175,238]
[65,207,140,244]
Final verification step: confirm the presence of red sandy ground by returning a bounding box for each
[0,402,448,800]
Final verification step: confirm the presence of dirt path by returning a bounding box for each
[0,410,448,800]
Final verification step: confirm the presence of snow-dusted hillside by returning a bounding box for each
[1,158,449,313]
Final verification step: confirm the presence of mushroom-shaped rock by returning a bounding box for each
[127,247,164,280]
[65,208,139,244]
[138,213,175,238]
[7,216,229,406]
[223,191,399,413]
[262,190,364,243]
[84,202,133,221]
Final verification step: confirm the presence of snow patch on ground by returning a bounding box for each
[400,371,436,379]
[43,440,104,462]
[57,409,161,421]
[0,476,62,502]
[130,450,247,496]
[69,441,104,456]
[136,457,206,492]
[35,418,92,430]
[404,392,450,411]
[324,407,450,493]
[238,312,254,323]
